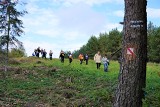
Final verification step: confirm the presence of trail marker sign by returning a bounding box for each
[127,48,134,55]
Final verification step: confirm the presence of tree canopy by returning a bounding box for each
[73,28,122,60]
[73,23,160,63]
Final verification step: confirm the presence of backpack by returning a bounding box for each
[107,60,109,65]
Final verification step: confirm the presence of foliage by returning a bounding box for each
[0,1,27,46]
[73,29,122,60]
[73,22,160,62]
[0,58,159,106]
[86,35,100,58]
[0,1,27,71]
[9,47,26,58]
[0,1,27,62]
[147,22,160,62]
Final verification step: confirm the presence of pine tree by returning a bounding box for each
[0,0,27,71]
[114,0,147,106]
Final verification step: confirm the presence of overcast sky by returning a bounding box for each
[17,0,160,58]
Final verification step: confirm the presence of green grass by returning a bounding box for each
[0,57,160,107]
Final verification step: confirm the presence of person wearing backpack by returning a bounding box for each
[59,50,65,63]
[94,51,102,69]
[102,54,109,72]
[68,51,73,64]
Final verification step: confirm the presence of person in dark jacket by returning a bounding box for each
[42,49,47,59]
[84,53,89,65]
[68,51,73,64]
[59,50,65,63]
[34,49,37,56]
[49,50,53,60]
[36,47,41,57]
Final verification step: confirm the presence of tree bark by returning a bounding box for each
[113,0,147,107]
[5,5,11,72]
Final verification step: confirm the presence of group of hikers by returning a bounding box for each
[32,47,53,60]
[94,51,109,72]
[32,47,109,72]
[77,51,110,72]
[78,51,109,72]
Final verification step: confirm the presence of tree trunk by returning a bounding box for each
[5,5,11,72]
[113,0,147,107]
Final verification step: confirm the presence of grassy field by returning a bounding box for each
[0,57,160,107]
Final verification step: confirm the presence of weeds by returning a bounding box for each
[0,57,159,107]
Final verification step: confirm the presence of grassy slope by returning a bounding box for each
[0,57,160,107]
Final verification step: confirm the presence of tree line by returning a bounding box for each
[73,22,160,63]
[0,0,159,63]
[147,22,160,63]
[1,22,159,63]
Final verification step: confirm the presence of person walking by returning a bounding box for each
[49,50,53,60]
[59,50,65,63]
[84,53,89,65]
[78,53,84,64]
[41,48,43,58]
[94,51,102,69]
[102,54,109,72]
[36,47,41,57]
[68,51,73,64]
[34,49,37,56]
[42,49,47,59]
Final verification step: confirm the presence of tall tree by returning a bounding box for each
[114,0,147,107]
[107,29,122,60]
[0,0,27,71]
[147,21,155,35]
[148,27,160,62]
[86,36,99,58]
[98,32,109,55]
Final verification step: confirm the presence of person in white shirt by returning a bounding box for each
[94,51,102,69]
